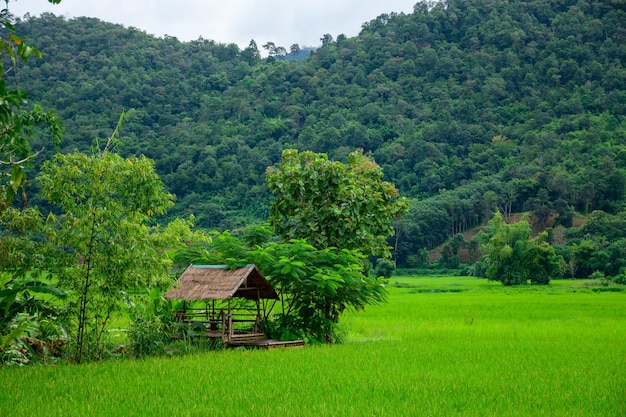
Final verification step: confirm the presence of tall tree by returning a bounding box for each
[289,43,301,55]
[262,41,286,57]
[320,34,334,46]
[267,149,408,258]
[37,120,174,363]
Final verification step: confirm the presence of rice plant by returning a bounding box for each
[1,277,624,416]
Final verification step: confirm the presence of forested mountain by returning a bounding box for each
[7,0,626,267]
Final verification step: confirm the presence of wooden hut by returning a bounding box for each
[165,264,279,345]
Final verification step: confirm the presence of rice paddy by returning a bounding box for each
[1,276,624,416]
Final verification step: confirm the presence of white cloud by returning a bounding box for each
[8,0,416,48]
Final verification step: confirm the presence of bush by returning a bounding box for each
[375,258,396,278]
[127,315,173,358]
[477,213,563,285]
[469,257,489,278]
[127,289,177,358]
[589,270,605,280]
[262,314,305,342]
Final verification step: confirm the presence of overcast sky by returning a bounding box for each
[9,0,417,49]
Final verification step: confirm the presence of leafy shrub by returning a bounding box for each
[477,213,563,285]
[375,258,396,278]
[0,276,67,365]
[592,287,624,293]
[589,271,605,280]
[127,289,177,358]
[612,274,626,285]
[469,257,489,278]
[127,315,172,358]
[262,314,306,342]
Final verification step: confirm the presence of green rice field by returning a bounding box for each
[1,277,625,416]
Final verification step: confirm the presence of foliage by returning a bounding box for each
[468,256,489,278]
[374,258,396,278]
[477,212,564,285]
[150,216,214,276]
[4,1,626,269]
[264,149,402,341]
[37,122,174,363]
[173,229,250,268]
[252,239,387,343]
[438,233,480,268]
[126,288,179,358]
[609,273,626,285]
[0,203,44,274]
[267,149,408,258]
[0,2,62,205]
[0,273,66,365]
[555,210,626,278]
[0,1,65,365]
[128,286,222,358]
[0,276,65,331]
[175,229,387,344]
[0,180,67,365]
[576,210,626,242]
[5,1,626,267]
[588,270,605,280]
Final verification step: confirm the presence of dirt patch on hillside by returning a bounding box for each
[427,211,584,262]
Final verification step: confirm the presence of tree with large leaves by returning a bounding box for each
[264,149,406,342]
[37,121,174,363]
[252,239,386,343]
[0,200,67,365]
[267,149,408,258]
[174,227,387,344]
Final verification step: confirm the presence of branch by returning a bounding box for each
[0,147,43,165]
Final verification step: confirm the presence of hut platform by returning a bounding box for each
[225,336,305,350]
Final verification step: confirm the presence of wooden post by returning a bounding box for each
[227,299,233,342]
[221,308,227,342]
[255,289,261,333]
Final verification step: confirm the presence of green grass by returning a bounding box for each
[1,277,625,416]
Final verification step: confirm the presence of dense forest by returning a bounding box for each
[8,0,626,269]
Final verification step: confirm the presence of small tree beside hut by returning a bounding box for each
[168,150,407,346]
[173,231,389,344]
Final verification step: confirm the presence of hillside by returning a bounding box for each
[5,0,626,267]
[427,212,562,262]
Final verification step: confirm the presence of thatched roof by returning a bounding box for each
[164,264,279,301]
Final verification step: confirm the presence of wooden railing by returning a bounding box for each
[175,307,263,343]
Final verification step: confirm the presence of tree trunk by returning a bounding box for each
[76,210,98,363]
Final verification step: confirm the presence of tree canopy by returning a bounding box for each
[477,212,564,285]
[175,228,387,344]
[267,149,408,258]
[7,0,626,267]
[38,129,174,362]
